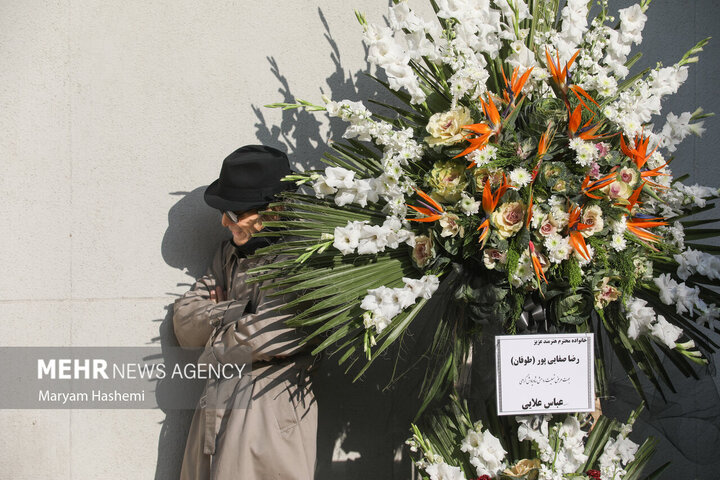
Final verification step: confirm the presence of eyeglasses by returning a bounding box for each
[222,207,274,223]
[222,210,253,223]
[222,211,237,223]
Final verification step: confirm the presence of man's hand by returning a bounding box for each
[209,286,226,303]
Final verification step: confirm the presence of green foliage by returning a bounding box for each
[563,258,583,290]
[551,290,593,325]
[612,250,638,300]
[588,236,610,270]
[506,248,521,285]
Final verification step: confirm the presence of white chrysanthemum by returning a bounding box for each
[595,73,618,97]
[610,233,627,251]
[544,234,572,264]
[468,144,498,167]
[548,195,564,208]
[512,253,534,286]
[550,206,569,229]
[544,233,565,252]
[568,138,598,167]
[611,216,627,234]
[458,192,481,216]
[509,167,532,187]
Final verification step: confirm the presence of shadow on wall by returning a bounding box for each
[154,7,431,480]
[151,305,198,480]
[154,188,231,480]
[161,188,230,279]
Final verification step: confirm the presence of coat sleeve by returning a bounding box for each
[211,272,307,363]
[172,244,250,348]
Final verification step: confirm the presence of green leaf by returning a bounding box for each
[683,228,720,241]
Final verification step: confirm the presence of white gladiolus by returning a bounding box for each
[674,248,720,281]
[626,296,689,349]
[468,429,507,477]
[650,316,684,349]
[625,297,658,340]
[675,183,718,208]
[659,111,706,152]
[424,462,467,480]
[361,275,440,333]
[333,219,414,256]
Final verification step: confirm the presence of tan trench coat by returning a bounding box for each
[173,240,317,480]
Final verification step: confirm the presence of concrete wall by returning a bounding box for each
[0,1,718,479]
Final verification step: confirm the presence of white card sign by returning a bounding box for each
[495,333,595,416]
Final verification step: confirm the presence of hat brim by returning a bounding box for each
[204,179,293,212]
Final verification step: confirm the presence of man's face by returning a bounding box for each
[221,209,264,246]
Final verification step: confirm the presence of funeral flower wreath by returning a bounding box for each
[251,1,720,478]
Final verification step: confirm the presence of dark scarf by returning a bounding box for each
[231,227,282,257]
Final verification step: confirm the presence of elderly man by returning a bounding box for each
[173,145,316,480]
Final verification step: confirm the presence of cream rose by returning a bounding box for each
[439,213,464,237]
[618,167,639,187]
[412,235,434,268]
[491,201,525,239]
[581,205,604,237]
[595,277,621,308]
[427,159,469,203]
[604,180,633,199]
[538,214,558,237]
[483,249,507,270]
[473,167,504,193]
[424,106,473,146]
[503,458,541,479]
[551,179,567,193]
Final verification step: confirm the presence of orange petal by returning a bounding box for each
[569,231,590,260]
[407,214,443,223]
[413,188,443,213]
[407,205,434,216]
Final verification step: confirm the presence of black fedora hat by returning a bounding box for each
[204,145,292,212]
